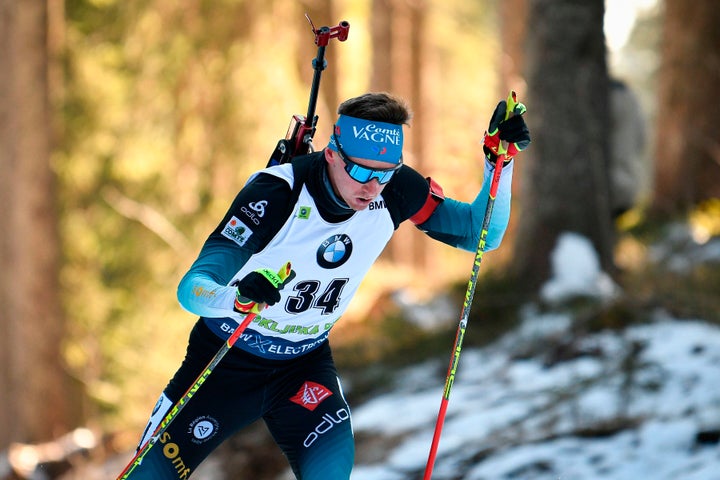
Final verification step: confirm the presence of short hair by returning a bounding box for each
[337,92,412,126]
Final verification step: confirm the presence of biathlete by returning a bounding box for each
[126,91,530,479]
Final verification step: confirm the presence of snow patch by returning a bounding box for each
[540,232,619,303]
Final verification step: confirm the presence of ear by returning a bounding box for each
[324,148,338,165]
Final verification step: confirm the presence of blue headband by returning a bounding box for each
[327,115,404,164]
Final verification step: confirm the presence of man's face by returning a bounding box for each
[325,149,392,211]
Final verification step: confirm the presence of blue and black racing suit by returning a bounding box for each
[128,151,513,479]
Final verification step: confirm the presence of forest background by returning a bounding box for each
[1,0,719,477]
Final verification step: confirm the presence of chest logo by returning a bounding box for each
[316,234,353,269]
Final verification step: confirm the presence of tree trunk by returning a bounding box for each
[0,0,74,447]
[499,0,529,96]
[651,0,720,216]
[371,0,431,270]
[496,0,529,268]
[511,0,614,290]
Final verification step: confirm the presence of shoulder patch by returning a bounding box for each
[221,216,254,246]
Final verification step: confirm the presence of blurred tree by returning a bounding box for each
[0,0,78,447]
[59,0,314,431]
[371,0,431,269]
[494,0,528,269]
[499,0,528,96]
[0,0,497,461]
[511,0,614,290]
[652,0,720,216]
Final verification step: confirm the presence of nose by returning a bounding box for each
[362,178,384,193]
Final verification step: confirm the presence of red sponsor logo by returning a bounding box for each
[290,381,333,411]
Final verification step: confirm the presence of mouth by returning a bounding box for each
[350,195,374,210]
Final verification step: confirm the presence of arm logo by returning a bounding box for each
[248,200,268,217]
[221,216,253,247]
[241,200,268,225]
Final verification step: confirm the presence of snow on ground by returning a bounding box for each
[540,233,619,303]
[351,232,720,480]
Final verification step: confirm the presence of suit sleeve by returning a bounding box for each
[176,173,293,318]
[417,160,513,252]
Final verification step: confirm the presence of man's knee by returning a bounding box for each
[297,412,354,480]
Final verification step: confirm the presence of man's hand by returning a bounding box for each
[234,262,295,314]
[482,100,530,164]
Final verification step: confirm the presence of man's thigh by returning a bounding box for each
[264,358,354,479]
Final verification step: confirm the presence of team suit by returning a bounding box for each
[129,147,514,479]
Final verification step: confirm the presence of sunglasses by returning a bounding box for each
[332,133,402,185]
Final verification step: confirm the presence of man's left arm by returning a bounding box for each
[412,100,529,252]
[415,159,513,252]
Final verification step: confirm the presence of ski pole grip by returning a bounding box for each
[506,91,517,119]
[497,90,517,157]
[277,261,293,282]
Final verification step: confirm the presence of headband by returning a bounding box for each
[327,114,404,164]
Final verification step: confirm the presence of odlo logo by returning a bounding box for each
[241,200,268,225]
[248,200,267,217]
[159,432,191,479]
[303,408,350,447]
[189,415,219,444]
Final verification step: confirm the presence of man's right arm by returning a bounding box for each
[176,173,293,318]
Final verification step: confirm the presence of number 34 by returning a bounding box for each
[285,278,349,315]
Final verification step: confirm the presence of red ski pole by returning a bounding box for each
[116,262,293,480]
[423,92,519,479]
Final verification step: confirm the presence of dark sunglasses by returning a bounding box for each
[332,133,401,185]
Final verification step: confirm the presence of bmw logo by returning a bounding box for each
[317,234,353,268]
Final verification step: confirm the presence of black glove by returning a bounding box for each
[482,100,531,164]
[233,263,295,314]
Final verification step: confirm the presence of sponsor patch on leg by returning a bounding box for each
[290,381,333,411]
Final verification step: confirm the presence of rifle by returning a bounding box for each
[266,14,350,167]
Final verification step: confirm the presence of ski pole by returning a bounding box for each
[116,262,293,480]
[423,92,518,480]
